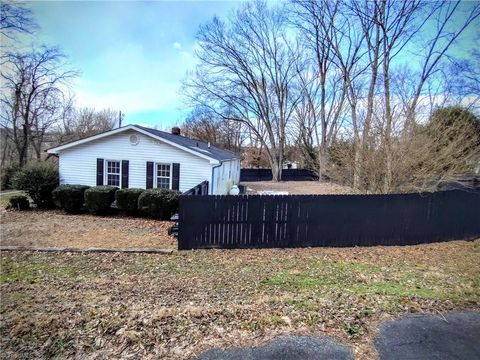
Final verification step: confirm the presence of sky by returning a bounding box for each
[24,0,242,128]
[14,0,480,129]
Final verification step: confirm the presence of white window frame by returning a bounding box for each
[105,159,122,187]
[155,162,172,189]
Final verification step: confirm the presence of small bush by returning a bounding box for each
[12,162,59,208]
[84,186,117,214]
[115,188,145,214]
[7,194,30,211]
[138,188,180,219]
[1,163,21,190]
[52,185,90,213]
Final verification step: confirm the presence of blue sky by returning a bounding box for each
[26,1,242,128]
[21,1,479,129]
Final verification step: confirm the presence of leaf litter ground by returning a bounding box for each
[1,239,479,359]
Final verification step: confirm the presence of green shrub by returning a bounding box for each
[11,162,59,208]
[138,188,181,219]
[6,194,30,211]
[115,188,145,214]
[84,186,117,214]
[52,185,90,213]
[1,163,21,190]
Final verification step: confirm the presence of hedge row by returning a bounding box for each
[52,185,90,213]
[7,162,180,219]
[51,185,180,219]
[85,186,118,214]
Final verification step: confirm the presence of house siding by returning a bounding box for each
[58,130,213,193]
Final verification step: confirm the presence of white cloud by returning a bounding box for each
[173,41,182,50]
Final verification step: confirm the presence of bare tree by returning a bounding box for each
[0,0,37,41]
[444,49,480,109]
[184,1,303,181]
[317,0,369,189]
[0,46,77,165]
[181,106,247,153]
[404,1,480,128]
[57,106,117,144]
[371,0,422,191]
[179,0,478,192]
[291,0,348,179]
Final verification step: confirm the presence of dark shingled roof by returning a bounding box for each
[135,125,240,162]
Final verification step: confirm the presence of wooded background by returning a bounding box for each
[2,0,479,193]
[182,0,480,193]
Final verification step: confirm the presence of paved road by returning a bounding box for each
[192,312,480,360]
[192,335,354,360]
[375,312,480,360]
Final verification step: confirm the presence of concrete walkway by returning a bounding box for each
[192,312,480,360]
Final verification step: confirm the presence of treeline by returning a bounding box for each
[182,0,480,193]
[0,1,118,169]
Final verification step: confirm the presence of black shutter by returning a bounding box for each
[146,161,154,189]
[172,163,180,190]
[96,158,104,185]
[121,160,129,188]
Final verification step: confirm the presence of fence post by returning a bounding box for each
[177,196,188,250]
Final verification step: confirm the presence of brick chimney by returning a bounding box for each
[171,127,181,135]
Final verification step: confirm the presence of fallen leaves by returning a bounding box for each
[0,239,479,360]
[0,210,176,250]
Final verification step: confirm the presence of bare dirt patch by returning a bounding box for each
[1,240,478,359]
[0,209,176,250]
[243,181,355,194]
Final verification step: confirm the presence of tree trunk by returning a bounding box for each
[383,55,393,193]
[268,147,283,182]
[271,160,281,182]
[350,96,361,190]
[17,122,29,166]
[353,137,362,189]
[318,143,328,181]
[360,14,381,192]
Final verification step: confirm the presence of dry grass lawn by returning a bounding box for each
[243,181,354,194]
[0,210,176,250]
[1,240,479,359]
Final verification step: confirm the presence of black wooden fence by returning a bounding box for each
[183,180,209,196]
[240,168,319,181]
[177,190,480,250]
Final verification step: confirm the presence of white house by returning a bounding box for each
[47,125,241,195]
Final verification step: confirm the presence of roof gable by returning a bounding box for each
[135,126,240,162]
[46,125,241,163]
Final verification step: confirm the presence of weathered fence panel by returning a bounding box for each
[178,190,480,250]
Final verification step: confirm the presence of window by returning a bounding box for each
[156,163,171,189]
[106,160,121,186]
